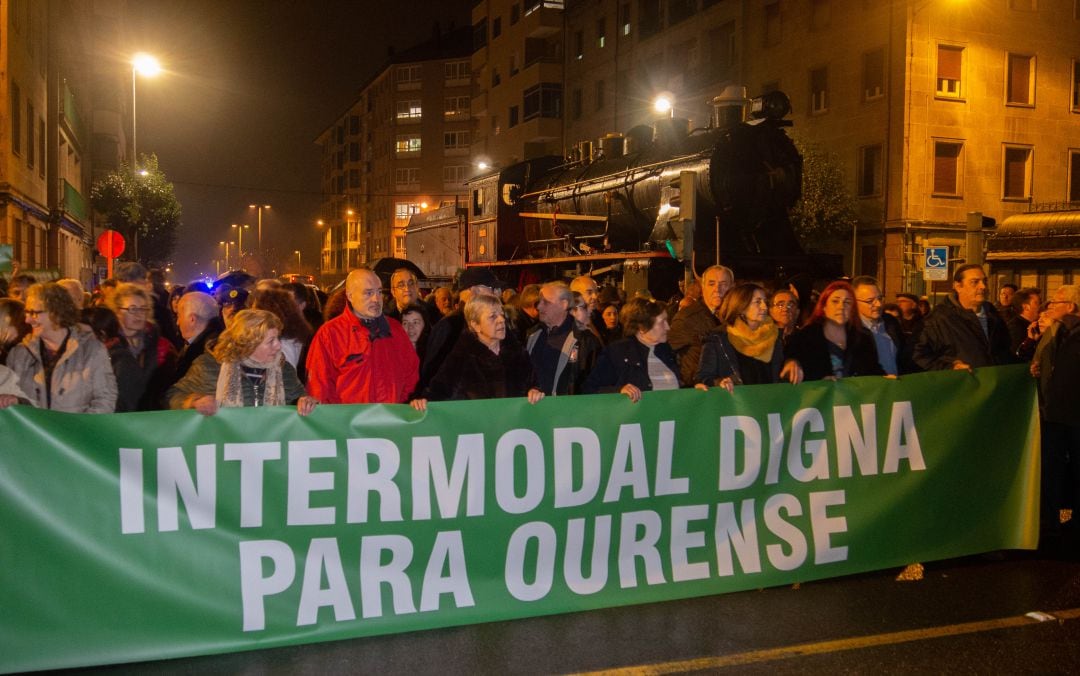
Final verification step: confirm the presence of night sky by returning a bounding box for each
[127,0,473,284]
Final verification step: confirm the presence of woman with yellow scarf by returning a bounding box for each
[695,283,803,393]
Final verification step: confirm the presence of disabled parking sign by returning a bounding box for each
[923,246,948,281]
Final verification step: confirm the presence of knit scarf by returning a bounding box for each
[725,319,779,363]
[215,355,285,408]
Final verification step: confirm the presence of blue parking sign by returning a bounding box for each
[924,246,948,281]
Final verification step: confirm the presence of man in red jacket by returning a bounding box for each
[306,268,418,404]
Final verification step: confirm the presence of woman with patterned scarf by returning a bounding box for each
[166,309,317,415]
[696,283,803,393]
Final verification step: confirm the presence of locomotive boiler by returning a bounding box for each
[462,90,835,297]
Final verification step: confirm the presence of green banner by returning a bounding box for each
[0,365,1039,672]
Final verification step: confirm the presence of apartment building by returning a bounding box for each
[316,26,474,285]
[0,0,126,287]
[481,0,1080,296]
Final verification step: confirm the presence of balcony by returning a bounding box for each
[523,1,563,39]
[62,180,88,223]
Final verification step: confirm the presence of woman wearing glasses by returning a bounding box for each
[786,280,884,381]
[108,283,178,410]
[696,283,803,392]
[6,282,117,412]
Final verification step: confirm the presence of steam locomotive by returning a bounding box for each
[407,89,838,298]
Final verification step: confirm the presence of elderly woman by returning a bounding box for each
[411,295,542,408]
[786,280,884,381]
[6,282,117,412]
[584,297,681,402]
[167,309,316,415]
[108,282,177,410]
[696,283,803,393]
[0,298,29,364]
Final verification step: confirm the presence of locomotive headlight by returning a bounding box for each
[653,93,674,117]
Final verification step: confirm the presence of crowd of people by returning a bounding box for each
[1,259,1078,539]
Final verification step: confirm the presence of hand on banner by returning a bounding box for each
[619,383,642,403]
[780,359,803,384]
[296,396,318,416]
[526,388,545,404]
[409,398,428,412]
[0,394,20,409]
[186,394,219,416]
[952,359,973,372]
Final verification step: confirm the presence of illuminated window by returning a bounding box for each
[395,202,421,224]
[933,141,963,196]
[621,2,631,35]
[810,67,828,114]
[396,100,422,121]
[857,144,882,197]
[574,30,583,60]
[596,17,606,48]
[936,45,963,99]
[395,134,421,155]
[1002,145,1033,200]
[1006,54,1035,106]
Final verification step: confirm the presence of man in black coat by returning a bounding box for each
[526,281,601,396]
[913,264,1013,371]
[173,291,224,383]
[852,276,918,374]
[668,265,733,384]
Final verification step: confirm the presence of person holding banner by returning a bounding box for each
[166,309,316,415]
[584,297,682,403]
[6,282,117,412]
[0,363,30,407]
[695,283,803,392]
[786,280,884,381]
[0,298,29,365]
[411,294,542,409]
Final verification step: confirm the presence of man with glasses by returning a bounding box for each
[385,267,435,326]
[669,265,734,385]
[306,268,418,404]
[768,288,800,345]
[852,275,908,375]
[913,264,1012,371]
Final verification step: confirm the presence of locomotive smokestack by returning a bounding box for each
[712,85,748,128]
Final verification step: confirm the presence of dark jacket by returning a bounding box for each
[123,323,178,411]
[668,299,721,386]
[862,313,920,375]
[584,337,681,394]
[425,331,537,401]
[787,322,886,381]
[912,295,1013,370]
[1042,315,1080,426]
[421,310,466,389]
[696,327,786,385]
[173,318,225,384]
[526,315,601,396]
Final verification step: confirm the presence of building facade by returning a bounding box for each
[1,0,128,287]
[463,0,1080,297]
[316,27,475,285]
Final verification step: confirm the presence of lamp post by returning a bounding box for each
[219,240,234,270]
[294,250,302,272]
[131,53,161,165]
[249,204,271,253]
[231,224,249,261]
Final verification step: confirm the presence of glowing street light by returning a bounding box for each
[248,204,271,253]
[219,240,233,270]
[131,52,161,164]
[294,250,302,271]
[231,223,249,260]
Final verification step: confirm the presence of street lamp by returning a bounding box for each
[294,250,302,272]
[219,240,234,270]
[248,204,271,253]
[653,93,674,118]
[131,53,161,165]
[231,224,249,260]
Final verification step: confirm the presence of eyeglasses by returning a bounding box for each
[856,296,885,305]
[119,306,151,315]
[772,301,797,309]
[392,280,418,290]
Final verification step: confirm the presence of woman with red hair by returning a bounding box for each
[786,280,884,381]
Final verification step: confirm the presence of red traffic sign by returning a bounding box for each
[96,230,126,259]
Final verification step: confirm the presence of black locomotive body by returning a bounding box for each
[454,91,837,296]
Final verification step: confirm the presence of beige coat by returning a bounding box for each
[7,327,117,413]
